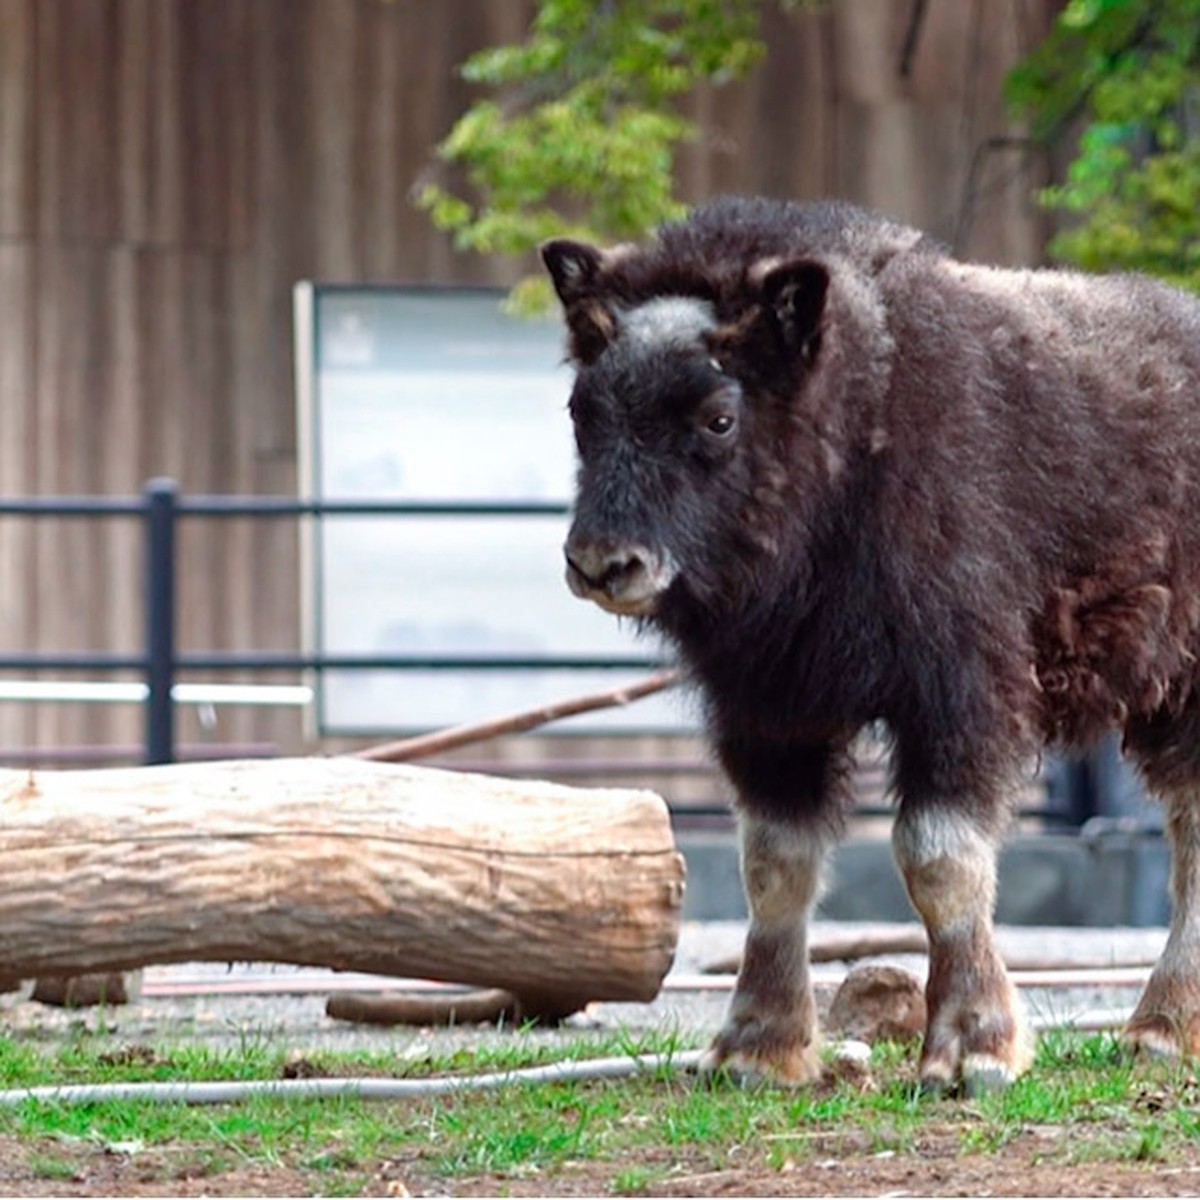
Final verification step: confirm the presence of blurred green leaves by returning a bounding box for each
[1007,0,1200,289]
[417,0,800,312]
[420,0,1200,303]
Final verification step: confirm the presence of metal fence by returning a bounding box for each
[0,478,664,767]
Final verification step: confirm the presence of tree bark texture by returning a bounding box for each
[0,759,685,1012]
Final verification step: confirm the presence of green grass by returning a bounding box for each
[0,1027,1195,1193]
[610,1164,666,1193]
[27,1151,80,1181]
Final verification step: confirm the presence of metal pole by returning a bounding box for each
[144,478,178,765]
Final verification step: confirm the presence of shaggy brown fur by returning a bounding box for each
[544,195,1200,1089]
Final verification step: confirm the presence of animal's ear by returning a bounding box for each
[540,238,619,362]
[541,239,605,307]
[754,258,830,360]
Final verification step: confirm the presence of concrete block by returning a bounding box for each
[676,827,1171,927]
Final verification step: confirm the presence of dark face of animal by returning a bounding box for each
[543,237,842,635]
[560,297,741,619]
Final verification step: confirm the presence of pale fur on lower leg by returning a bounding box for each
[1125,788,1200,1057]
[893,806,1031,1092]
[702,813,832,1083]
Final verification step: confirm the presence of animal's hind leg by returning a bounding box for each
[702,738,852,1084]
[1123,788,1200,1058]
[892,804,1032,1093]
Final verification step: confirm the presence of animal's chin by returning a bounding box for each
[587,592,662,618]
[567,577,664,617]
[564,561,673,618]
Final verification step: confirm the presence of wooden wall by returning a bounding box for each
[0,0,1059,760]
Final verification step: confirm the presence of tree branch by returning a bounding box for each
[354,670,683,763]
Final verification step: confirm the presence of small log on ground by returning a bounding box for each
[705,923,1161,976]
[31,971,135,1008]
[703,926,929,975]
[0,759,685,1015]
[326,988,519,1027]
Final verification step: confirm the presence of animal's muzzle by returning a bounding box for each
[563,537,674,617]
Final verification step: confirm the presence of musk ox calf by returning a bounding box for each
[542,195,1200,1094]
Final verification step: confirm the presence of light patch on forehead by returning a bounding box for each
[617,296,716,349]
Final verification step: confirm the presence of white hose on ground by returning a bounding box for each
[0,1004,1137,1109]
[0,1049,709,1108]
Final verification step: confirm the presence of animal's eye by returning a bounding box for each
[695,385,741,444]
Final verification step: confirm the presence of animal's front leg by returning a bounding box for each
[892,805,1032,1094]
[702,737,853,1084]
[702,811,832,1083]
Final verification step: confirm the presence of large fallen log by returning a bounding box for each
[0,759,685,1017]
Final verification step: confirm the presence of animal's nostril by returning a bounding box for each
[565,543,653,591]
[564,547,600,588]
[599,550,641,585]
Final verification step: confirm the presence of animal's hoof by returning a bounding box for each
[917,1052,1020,1097]
[917,978,1033,1096]
[700,1021,821,1086]
[916,1056,956,1096]
[962,1053,1018,1096]
[698,1048,771,1086]
[699,1047,821,1087]
[1122,1016,1185,1062]
[917,1016,1032,1095]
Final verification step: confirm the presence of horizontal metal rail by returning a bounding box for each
[0,480,674,768]
[0,681,312,706]
[0,497,570,519]
[0,497,147,517]
[0,653,664,672]
[0,743,278,766]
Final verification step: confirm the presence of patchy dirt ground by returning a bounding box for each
[0,923,1185,1196]
[3,1129,1200,1197]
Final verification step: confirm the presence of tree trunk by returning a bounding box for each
[0,759,685,1015]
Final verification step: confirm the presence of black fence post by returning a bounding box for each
[144,478,178,765]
